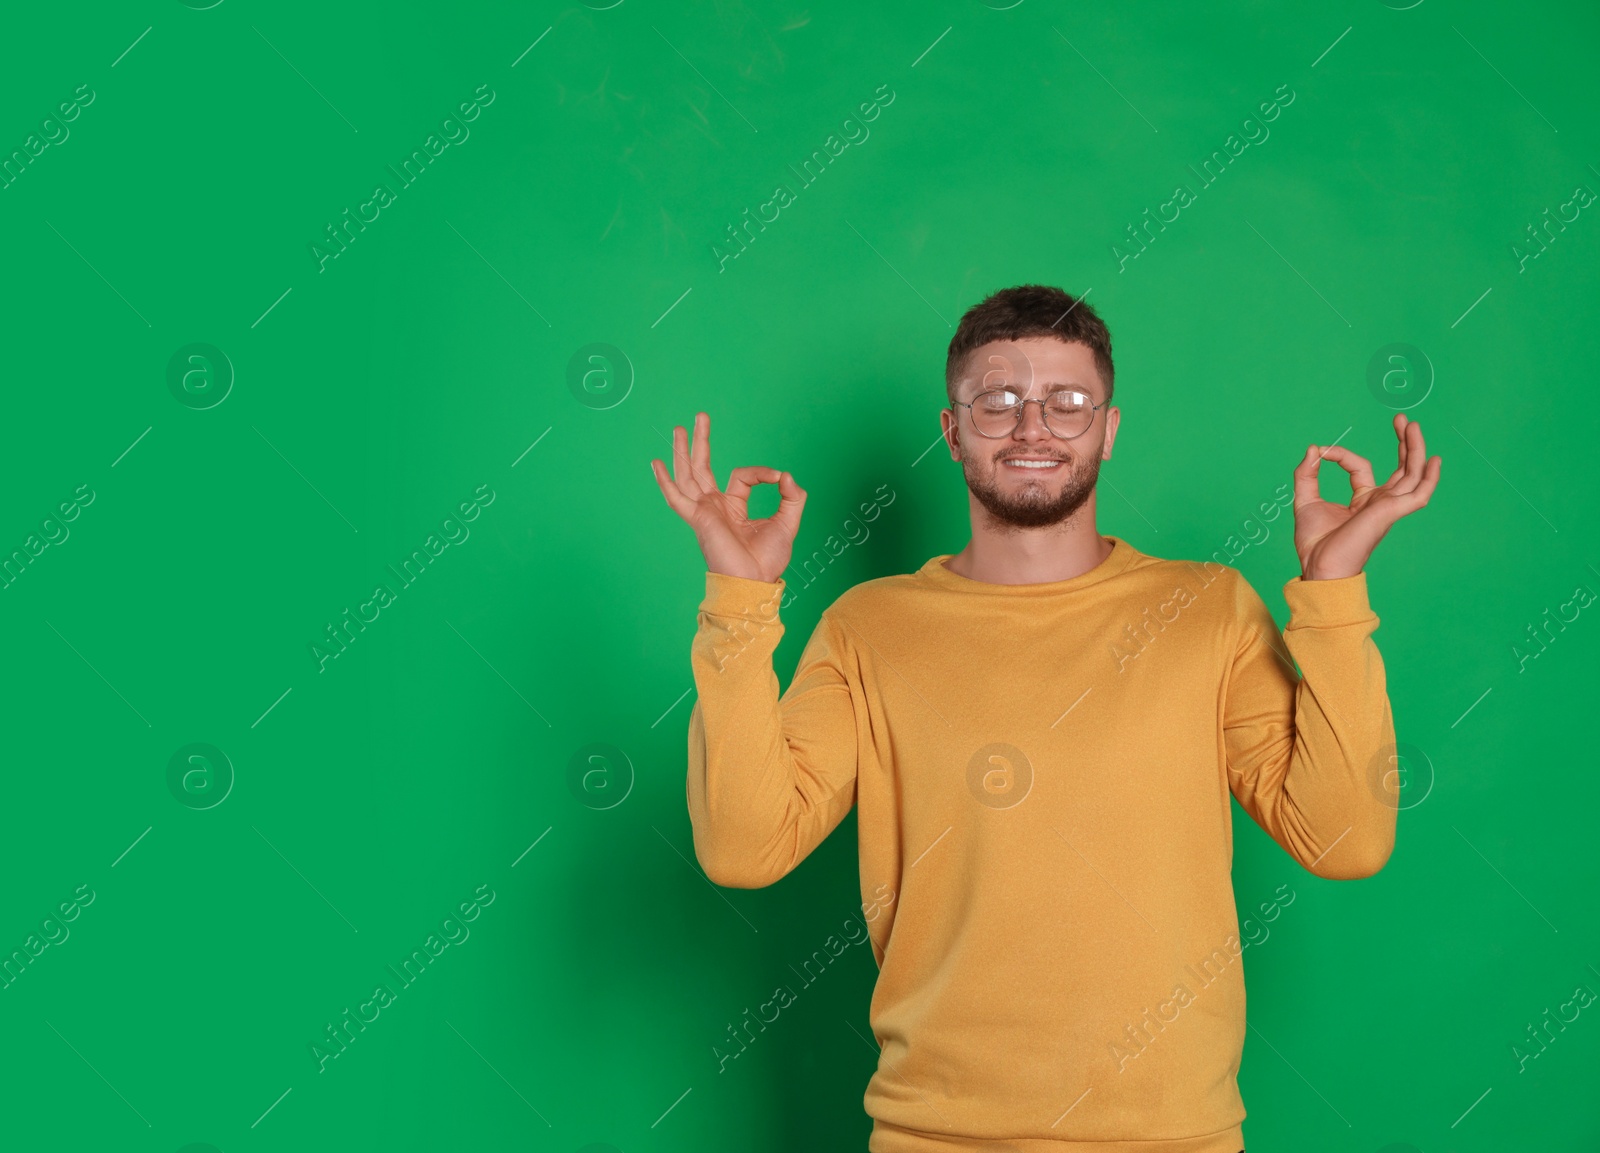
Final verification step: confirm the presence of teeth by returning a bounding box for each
[1003,459,1061,469]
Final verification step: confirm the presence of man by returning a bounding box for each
[649,284,1440,1152]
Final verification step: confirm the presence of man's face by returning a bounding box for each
[940,337,1119,530]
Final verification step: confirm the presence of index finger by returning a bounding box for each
[725,465,783,506]
[650,456,696,520]
[690,412,714,487]
[1315,445,1378,494]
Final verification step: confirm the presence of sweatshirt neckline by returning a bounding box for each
[916,535,1138,596]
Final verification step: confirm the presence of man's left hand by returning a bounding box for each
[1291,413,1442,581]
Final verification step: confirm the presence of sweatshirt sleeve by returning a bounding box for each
[1221,567,1398,880]
[685,572,860,889]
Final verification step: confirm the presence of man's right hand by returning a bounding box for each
[650,411,806,584]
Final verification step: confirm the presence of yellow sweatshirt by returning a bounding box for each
[686,533,1397,1153]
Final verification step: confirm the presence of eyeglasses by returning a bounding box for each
[950,388,1107,439]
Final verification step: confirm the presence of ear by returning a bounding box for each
[1101,405,1120,460]
[941,408,963,461]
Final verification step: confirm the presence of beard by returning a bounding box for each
[962,448,1102,529]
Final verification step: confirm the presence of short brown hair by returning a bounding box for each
[945,284,1114,406]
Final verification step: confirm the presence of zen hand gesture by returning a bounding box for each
[650,412,807,584]
[1292,413,1442,581]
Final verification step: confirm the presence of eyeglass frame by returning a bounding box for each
[948,386,1110,440]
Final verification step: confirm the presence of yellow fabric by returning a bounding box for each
[686,534,1397,1152]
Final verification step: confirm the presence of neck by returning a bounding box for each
[943,504,1111,586]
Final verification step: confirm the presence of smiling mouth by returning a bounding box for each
[1000,457,1066,471]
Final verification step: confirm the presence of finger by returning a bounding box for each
[689,412,717,491]
[672,423,708,499]
[1292,444,1324,508]
[650,457,697,520]
[1315,445,1379,496]
[1382,418,1422,493]
[726,465,782,511]
[1393,454,1441,511]
[1418,454,1441,502]
[769,470,808,536]
[1385,414,1408,483]
[1396,419,1429,495]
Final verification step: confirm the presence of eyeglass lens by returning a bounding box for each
[970,389,1094,438]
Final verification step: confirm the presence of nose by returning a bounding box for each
[1012,399,1059,443]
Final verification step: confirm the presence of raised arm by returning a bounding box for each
[1225,412,1440,879]
[651,413,858,888]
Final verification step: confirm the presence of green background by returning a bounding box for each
[1,1,1596,1150]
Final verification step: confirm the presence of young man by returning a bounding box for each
[650,284,1440,1152]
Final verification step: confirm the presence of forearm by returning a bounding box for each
[687,573,791,885]
[685,572,856,888]
[1277,573,1399,876]
[1226,570,1400,879]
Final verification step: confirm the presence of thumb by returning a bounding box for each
[770,471,807,535]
